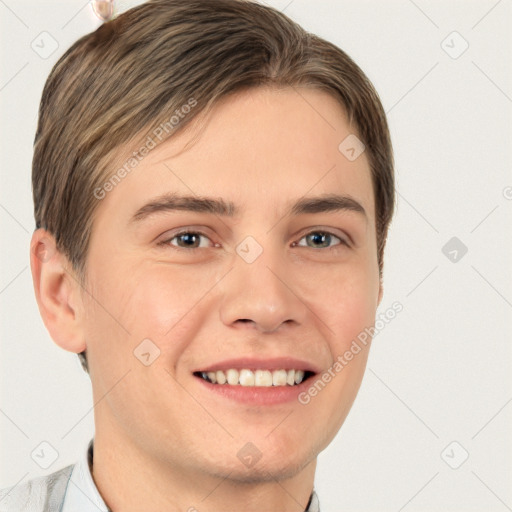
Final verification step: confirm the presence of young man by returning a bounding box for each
[0,0,394,510]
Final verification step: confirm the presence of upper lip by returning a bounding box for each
[194,357,320,374]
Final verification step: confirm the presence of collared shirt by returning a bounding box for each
[61,439,109,512]
[0,438,320,511]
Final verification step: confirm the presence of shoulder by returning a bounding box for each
[0,465,73,512]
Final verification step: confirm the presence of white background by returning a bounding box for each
[1,1,511,510]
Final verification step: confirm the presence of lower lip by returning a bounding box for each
[194,376,313,406]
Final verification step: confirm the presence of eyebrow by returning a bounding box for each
[129,192,367,224]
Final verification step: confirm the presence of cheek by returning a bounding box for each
[319,264,379,352]
[334,285,376,334]
[91,262,222,361]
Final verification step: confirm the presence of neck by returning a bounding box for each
[91,419,317,512]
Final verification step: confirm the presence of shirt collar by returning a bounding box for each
[62,438,320,512]
[61,438,109,512]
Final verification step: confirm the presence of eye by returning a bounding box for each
[294,230,348,250]
[158,229,349,251]
[159,230,214,249]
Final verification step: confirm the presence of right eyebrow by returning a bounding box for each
[129,194,238,224]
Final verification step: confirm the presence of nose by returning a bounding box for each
[218,243,308,334]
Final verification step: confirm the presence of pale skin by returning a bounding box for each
[31,86,383,512]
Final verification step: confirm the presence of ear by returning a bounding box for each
[30,229,86,354]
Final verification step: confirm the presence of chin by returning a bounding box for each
[198,439,319,484]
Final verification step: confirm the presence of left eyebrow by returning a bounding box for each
[289,194,366,218]
[128,192,367,224]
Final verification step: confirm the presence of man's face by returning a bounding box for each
[81,86,381,481]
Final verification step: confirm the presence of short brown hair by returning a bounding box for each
[33,0,395,372]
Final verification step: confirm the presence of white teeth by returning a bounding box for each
[239,369,255,386]
[255,370,273,387]
[200,368,308,386]
[272,369,287,386]
[226,369,239,385]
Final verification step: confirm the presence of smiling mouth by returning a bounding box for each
[193,369,315,387]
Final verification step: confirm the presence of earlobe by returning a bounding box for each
[30,229,86,354]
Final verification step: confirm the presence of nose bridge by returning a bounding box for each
[218,236,306,333]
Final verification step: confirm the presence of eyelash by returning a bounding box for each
[158,229,350,251]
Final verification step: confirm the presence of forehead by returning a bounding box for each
[94,86,375,227]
